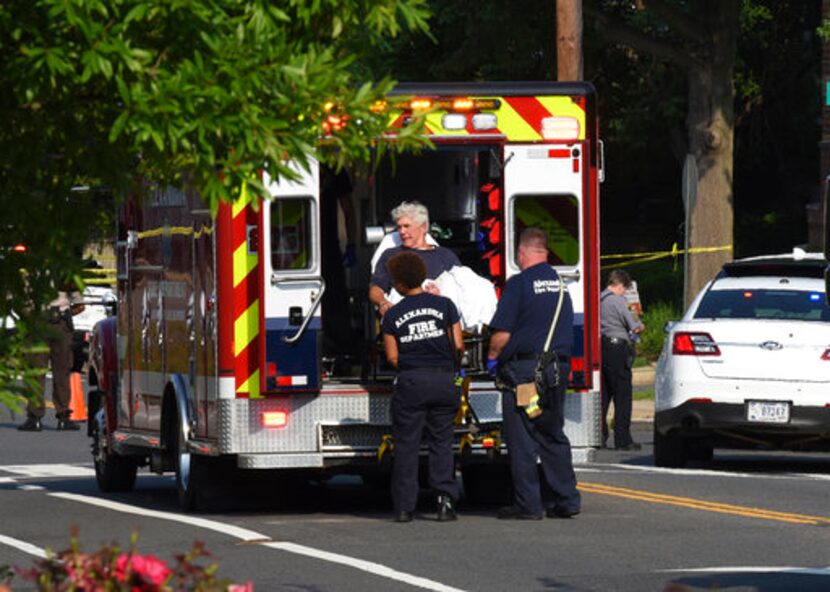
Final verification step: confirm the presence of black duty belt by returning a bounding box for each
[602,336,630,345]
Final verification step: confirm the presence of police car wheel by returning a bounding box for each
[653,425,688,468]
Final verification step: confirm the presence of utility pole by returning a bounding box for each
[556,0,584,80]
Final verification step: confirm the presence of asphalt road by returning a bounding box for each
[2,410,830,591]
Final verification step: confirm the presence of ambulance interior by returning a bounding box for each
[318,144,582,383]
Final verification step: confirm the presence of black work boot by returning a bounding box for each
[18,416,42,432]
[436,494,457,522]
[56,417,81,431]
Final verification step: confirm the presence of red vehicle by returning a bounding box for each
[88,81,604,509]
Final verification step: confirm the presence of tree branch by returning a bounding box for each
[585,3,702,70]
[642,0,707,44]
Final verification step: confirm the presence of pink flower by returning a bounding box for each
[228,582,254,592]
[129,554,172,586]
[115,553,131,581]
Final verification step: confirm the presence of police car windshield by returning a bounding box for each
[694,288,830,321]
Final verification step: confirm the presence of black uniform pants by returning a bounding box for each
[28,319,74,419]
[601,338,635,447]
[391,369,460,513]
[500,359,581,516]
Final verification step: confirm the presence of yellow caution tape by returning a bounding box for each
[600,243,732,271]
[82,278,116,286]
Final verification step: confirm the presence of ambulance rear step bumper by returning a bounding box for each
[236,450,380,469]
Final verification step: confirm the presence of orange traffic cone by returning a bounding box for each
[69,372,87,422]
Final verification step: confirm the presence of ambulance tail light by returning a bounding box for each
[541,116,580,141]
[262,410,288,428]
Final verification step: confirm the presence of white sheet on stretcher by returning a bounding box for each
[372,233,497,331]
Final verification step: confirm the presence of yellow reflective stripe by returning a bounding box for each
[233,242,258,288]
[232,183,253,218]
[496,100,541,141]
[234,300,259,356]
[537,96,586,140]
[236,369,261,399]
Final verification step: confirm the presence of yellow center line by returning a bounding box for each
[579,482,829,526]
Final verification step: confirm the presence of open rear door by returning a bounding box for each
[503,142,593,387]
[261,163,322,392]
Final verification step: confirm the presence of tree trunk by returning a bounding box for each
[685,1,737,305]
[556,0,583,80]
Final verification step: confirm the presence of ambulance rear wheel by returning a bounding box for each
[174,414,207,511]
[92,403,137,492]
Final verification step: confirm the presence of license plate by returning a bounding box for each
[746,400,790,423]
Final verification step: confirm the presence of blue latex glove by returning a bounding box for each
[486,358,499,379]
[342,243,357,267]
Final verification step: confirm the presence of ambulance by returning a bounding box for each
[87,81,604,509]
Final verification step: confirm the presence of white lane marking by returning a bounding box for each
[18,485,45,491]
[0,464,95,478]
[0,534,47,559]
[0,477,17,484]
[579,463,830,481]
[49,492,266,541]
[263,542,466,592]
[660,566,830,575]
[265,516,378,525]
[49,492,466,592]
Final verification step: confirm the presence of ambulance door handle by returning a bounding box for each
[272,276,325,344]
[557,268,581,283]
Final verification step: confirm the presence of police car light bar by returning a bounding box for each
[541,116,580,141]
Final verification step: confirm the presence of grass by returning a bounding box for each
[636,300,682,362]
[633,388,654,401]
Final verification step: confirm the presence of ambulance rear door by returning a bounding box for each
[502,143,592,386]
[261,162,322,392]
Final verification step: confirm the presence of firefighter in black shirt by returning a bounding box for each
[381,251,463,522]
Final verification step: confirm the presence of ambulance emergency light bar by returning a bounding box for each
[382,95,582,140]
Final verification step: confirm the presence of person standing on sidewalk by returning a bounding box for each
[19,284,85,432]
[381,251,464,523]
[600,269,645,450]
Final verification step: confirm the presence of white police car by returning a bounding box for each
[654,250,830,467]
[71,285,116,371]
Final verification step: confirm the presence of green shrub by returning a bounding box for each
[636,300,682,362]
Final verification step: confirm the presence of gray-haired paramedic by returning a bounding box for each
[370,201,460,317]
[486,227,580,520]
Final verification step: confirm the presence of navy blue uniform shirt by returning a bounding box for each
[371,246,460,293]
[381,292,460,371]
[489,263,574,362]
